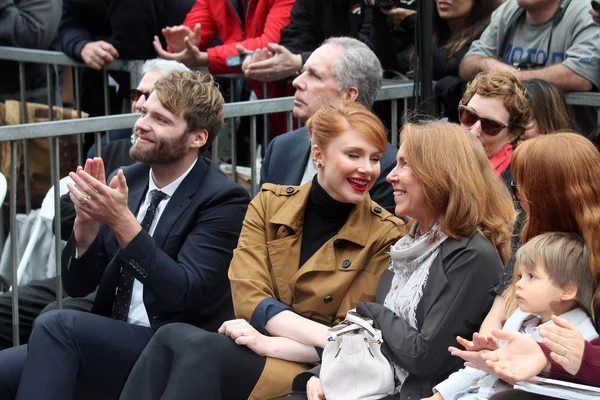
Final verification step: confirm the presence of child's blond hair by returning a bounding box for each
[502,232,594,317]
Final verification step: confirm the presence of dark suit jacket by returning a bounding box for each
[61,157,251,332]
[357,232,503,400]
[260,127,397,213]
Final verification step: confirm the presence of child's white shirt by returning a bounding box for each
[434,307,598,400]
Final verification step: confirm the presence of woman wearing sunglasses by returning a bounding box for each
[459,71,532,186]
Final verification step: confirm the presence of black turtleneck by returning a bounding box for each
[299,176,356,268]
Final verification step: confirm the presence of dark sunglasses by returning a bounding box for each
[458,105,510,136]
[130,88,151,102]
[510,180,518,202]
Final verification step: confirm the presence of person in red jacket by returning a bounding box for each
[153,0,294,75]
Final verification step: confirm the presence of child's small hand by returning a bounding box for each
[449,332,499,374]
[456,332,498,352]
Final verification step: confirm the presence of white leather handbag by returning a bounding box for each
[320,309,395,400]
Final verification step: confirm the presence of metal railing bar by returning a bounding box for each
[0,83,421,141]
[18,63,31,213]
[51,137,63,309]
[0,47,138,71]
[229,78,237,182]
[10,141,19,346]
[103,69,111,145]
[391,99,398,146]
[250,115,257,196]
[74,67,84,165]
[564,92,600,107]
[46,65,63,308]
[263,82,269,154]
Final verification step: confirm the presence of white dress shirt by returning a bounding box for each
[300,157,317,186]
[127,159,197,326]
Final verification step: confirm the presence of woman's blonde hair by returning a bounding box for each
[502,132,600,315]
[401,122,515,264]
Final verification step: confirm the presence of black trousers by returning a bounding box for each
[119,322,266,400]
[0,309,153,400]
[0,278,95,350]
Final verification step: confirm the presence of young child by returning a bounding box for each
[424,232,599,400]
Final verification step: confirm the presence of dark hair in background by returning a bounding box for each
[434,0,502,57]
[522,79,576,135]
[588,125,600,151]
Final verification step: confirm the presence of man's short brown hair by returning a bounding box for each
[154,70,224,152]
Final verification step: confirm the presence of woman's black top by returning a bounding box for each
[299,175,355,268]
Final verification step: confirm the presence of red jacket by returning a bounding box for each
[183,0,295,74]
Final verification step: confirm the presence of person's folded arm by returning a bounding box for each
[265,336,321,363]
[58,0,95,60]
[229,189,329,349]
[516,64,593,92]
[61,228,107,297]
[0,0,61,49]
[539,338,600,386]
[458,6,501,81]
[267,217,404,347]
[357,240,502,376]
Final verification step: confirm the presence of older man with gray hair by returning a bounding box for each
[260,37,397,212]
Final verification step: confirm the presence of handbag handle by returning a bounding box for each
[344,309,378,337]
[328,322,364,340]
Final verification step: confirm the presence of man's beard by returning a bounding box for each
[129,130,189,164]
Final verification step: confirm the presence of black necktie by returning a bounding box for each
[111,190,167,321]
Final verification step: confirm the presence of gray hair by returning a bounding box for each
[323,37,382,108]
[141,59,190,76]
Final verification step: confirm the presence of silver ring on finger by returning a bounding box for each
[563,346,568,357]
[240,328,245,336]
[82,195,90,204]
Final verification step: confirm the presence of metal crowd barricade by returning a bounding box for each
[0,81,416,345]
[0,46,144,216]
[565,92,600,124]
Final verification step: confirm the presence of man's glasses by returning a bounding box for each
[458,105,510,136]
[130,89,151,102]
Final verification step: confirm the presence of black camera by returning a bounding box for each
[365,0,404,9]
[512,61,541,71]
